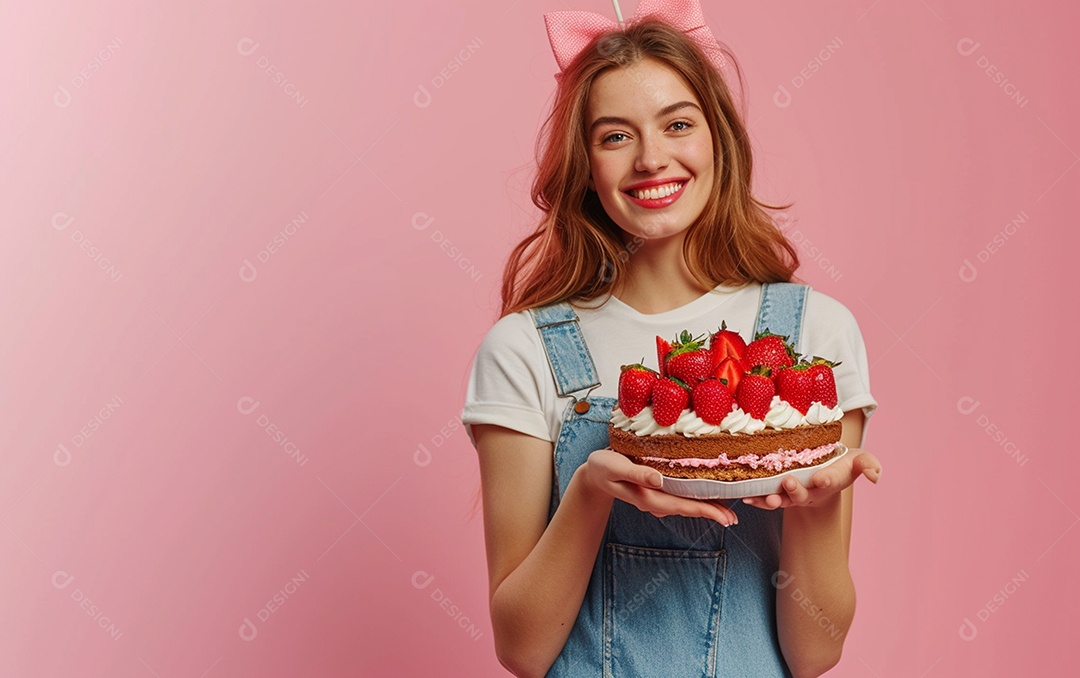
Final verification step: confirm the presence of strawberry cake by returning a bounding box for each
[608,323,846,482]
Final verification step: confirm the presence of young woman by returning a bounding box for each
[462,5,882,676]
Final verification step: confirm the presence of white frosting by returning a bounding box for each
[804,401,844,425]
[610,405,677,436]
[673,409,724,437]
[611,394,844,437]
[719,406,766,434]
[763,395,804,429]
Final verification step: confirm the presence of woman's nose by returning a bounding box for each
[634,134,669,173]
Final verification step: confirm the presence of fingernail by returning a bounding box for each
[650,474,663,488]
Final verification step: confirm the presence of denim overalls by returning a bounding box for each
[528,282,810,677]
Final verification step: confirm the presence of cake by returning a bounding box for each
[608,323,845,482]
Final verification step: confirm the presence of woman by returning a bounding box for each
[462,6,882,676]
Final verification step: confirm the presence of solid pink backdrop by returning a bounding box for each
[1,1,1077,675]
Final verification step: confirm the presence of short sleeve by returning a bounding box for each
[461,312,554,448]
[802,291,878,447]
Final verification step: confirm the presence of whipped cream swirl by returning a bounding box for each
[611,395,843,437]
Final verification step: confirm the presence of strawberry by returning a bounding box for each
[774,363,813,415]
[744,330,798,372]
[735,365,775,420]
[708,320,747,367]
[655,336,672,378]
[651,377,690,427]
[691,377,735,425]
[667,351,713,385]
[618,362,659,417]
[807,356,841,408]
[712,356,744,395]
[665,330,713,384]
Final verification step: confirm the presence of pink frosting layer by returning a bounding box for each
[641,443,837,472]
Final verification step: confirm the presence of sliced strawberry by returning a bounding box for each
[807,356,841,408]
[711,356,744,395]
[691,377,735,425]
[618,362,659,417]
[708,320,747,367]
[651,377,690,427]
[655,336,672,378]
[775,363,812,415]
[735,365,775,420]
[744,331,797,372]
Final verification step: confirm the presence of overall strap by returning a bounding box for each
[753,282,810,354]
[528,302,602,398]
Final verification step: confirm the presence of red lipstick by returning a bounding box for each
[623,178,688,209]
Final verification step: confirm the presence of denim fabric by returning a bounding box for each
[753,282,809,355]
[530,304,603,397]
[530,284,809,677]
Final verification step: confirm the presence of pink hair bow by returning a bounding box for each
[544,0,741,107]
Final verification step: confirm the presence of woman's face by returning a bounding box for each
[585,57,715,243]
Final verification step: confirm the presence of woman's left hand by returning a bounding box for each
[741,447,882,510]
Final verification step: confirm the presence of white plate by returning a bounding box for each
[660,443,849,500]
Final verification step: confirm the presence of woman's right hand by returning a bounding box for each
[582,449,738,526]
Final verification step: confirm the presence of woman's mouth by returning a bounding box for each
[623,180,687,209]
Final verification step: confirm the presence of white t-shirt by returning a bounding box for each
[461,282,878,449]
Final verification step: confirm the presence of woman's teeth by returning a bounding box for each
[628,182,685,200]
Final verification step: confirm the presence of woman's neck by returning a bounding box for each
[611,234,712,315]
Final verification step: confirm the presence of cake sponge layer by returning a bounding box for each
[608,421,844,481]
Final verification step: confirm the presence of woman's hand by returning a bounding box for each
[742,447,881,510]
[583,449,739,526]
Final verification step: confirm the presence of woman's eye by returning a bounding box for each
[603,132,627,144]
[670,120,693,132]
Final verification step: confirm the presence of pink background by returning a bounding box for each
[1,1,1077,675]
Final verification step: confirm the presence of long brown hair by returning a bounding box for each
[499,19,800,318]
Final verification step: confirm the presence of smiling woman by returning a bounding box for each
[585,64,714,241]
[461,3,881,676]
[500,17,799,315]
